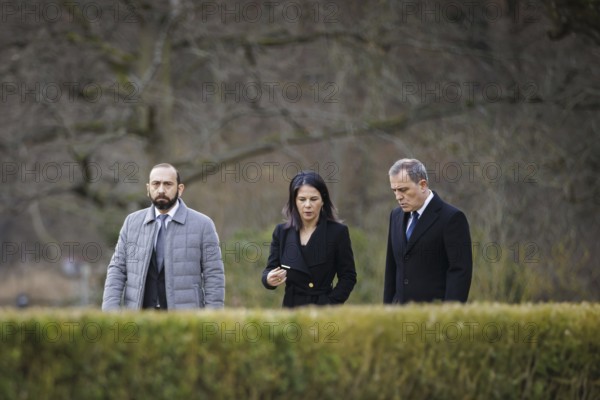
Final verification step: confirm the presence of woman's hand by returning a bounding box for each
[267,267,288,287]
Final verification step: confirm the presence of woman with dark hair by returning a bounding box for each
[261,171,357,307]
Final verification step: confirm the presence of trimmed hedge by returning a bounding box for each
[0,303,599,399]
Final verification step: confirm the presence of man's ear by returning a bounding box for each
[178,183,185,196]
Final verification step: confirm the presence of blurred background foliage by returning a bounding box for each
[0,0,599,307]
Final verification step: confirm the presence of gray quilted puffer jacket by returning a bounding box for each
[102,199,225,310]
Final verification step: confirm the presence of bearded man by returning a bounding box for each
[102,163,225,311]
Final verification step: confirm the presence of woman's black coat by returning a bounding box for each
[262,218,357,307]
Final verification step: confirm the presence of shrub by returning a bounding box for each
[0,303,598,399]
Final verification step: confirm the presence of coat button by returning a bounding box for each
[404,279,409,285]
[404,255,409,261]
[308,282,314,288]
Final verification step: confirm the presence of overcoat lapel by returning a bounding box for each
[280,218,328,275]
[280,228,310,275]
[405,193,442,254]
[395,210,409,258]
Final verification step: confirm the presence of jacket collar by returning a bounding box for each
[143,199,189,225]
[281,217,328,275]
[406,191,442,252]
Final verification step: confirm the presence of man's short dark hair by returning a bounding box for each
[150,163,181,185]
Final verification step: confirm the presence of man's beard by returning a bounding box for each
[151,191,179,210]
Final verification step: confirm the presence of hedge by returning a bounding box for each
[0,303,598,399]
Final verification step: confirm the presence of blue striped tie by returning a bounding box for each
[406,212,419,240]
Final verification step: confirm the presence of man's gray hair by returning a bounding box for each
[388,158,428,184]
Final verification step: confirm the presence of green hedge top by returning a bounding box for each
[1,303,599,400]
